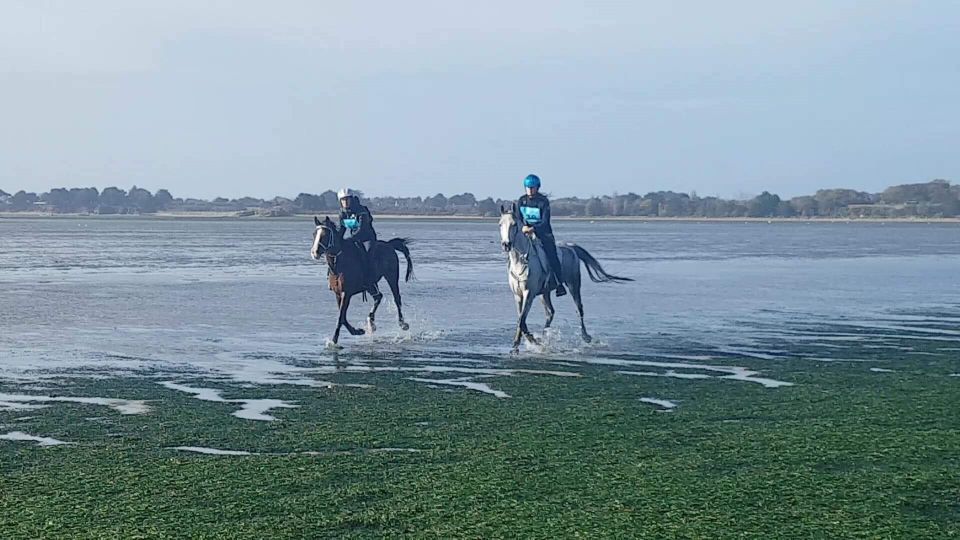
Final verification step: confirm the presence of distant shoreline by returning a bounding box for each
[2,211,959,224]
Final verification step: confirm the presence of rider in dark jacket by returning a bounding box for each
[337,188,379,295]
[516,174,566,297]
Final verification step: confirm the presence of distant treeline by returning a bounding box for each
[2,180,958,218]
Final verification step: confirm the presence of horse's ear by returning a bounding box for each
[314,216,321,226]
[500,204,508,214]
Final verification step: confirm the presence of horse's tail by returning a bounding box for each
[386,238,415,282]
[569,244,633,283]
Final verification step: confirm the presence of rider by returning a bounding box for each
[337,188,379,295]
[516,174,566,297]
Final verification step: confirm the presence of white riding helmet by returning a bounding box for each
[337,187,356,200]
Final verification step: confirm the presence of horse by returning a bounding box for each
[499,204,632,351]
[310,216,413,345]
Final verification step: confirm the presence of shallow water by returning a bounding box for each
[0,393,150,415]
[639,398,678,411]
[0,431,71,446]
[158,381,299,421]
[2,217,959,407]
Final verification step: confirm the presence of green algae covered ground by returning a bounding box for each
[1,339,958,539]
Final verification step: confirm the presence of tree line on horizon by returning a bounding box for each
[1,179,957,218]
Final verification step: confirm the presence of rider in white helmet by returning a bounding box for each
[337,188,379,295]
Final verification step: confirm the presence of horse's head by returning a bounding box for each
[499,204,517,252]
[311,216,341,260]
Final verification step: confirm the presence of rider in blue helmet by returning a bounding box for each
[516,174,566,297]
[337,188,380,296]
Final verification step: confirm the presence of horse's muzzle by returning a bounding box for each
[501,242,512,253]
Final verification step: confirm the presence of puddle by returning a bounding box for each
[0,393,150,415]
[639,398,678,411]
[407,377,510,398]
[159,382,298,421]
[712,348,783,360]
[0,431,72,447]
[170,446,254,456]
[170,446,423,457]
[0,400,49,412]
[622,370,712,381]
[607,358,793,388]
[869,368,896,373]
[331,365,579,378]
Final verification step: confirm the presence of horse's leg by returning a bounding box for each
[542,292,555,329]
[366,292,382,333]
[340,293,366,337]
[387,270,408,332]
[570,273,591,343]
[519,291,539,346]
[332,291,345,344]
[511,293,525,351]
[367,252,383,333]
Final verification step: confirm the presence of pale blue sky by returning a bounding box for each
[1,1,957,199]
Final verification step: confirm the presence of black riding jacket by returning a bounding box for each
[338,200,377,243]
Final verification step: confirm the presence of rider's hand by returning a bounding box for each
[522,225,535,235]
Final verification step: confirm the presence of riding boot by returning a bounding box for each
[542,234,566,297]
[362,240,380,297]
[555,278,567,297]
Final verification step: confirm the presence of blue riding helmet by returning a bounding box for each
[523,174,541,189]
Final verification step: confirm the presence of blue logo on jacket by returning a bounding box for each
[519,206,542,225]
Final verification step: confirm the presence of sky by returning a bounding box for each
[1,1,958,200]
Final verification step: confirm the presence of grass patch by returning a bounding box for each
[1,339,958,538]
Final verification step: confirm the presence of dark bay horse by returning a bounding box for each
[310,216,413,345]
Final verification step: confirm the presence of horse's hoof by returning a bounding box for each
[350,328,365,336]
[399,322,410,331]
[510,347,520,356]
[582,334,593,343]
[367,319,377,333]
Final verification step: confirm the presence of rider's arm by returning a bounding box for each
[517,197,536,232]
[356,207,373,233]
[533,198,552,235]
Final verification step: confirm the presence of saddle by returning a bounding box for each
[520,238,559,290]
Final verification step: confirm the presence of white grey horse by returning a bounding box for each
[499,204,632,351]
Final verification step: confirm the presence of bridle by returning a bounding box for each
[315,224,341,258]
[502,215,537,284]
